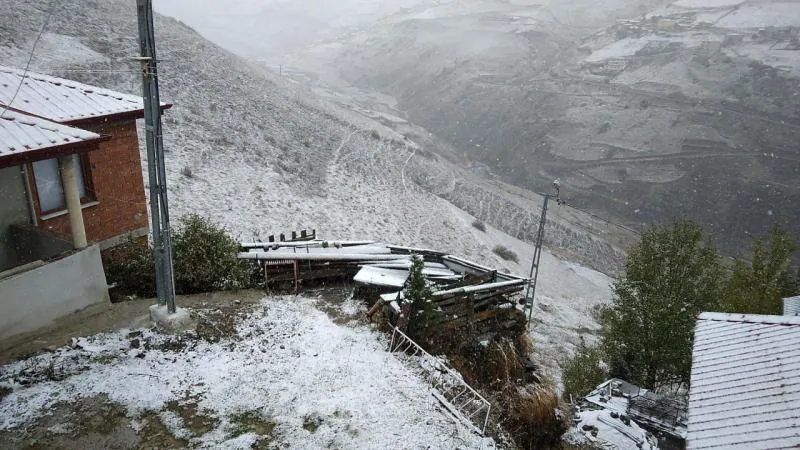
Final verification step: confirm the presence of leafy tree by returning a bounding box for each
[403,254,441,336]
[600,219,723,390]
[562,342,607,400]
[724,226,798,315]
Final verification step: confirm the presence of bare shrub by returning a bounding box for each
[472,220,487,232]
[493,245,519,263]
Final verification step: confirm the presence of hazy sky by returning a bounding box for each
[154,0,429,61]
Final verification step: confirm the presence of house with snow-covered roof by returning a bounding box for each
[687,312,800,450]
[0,65,170,346]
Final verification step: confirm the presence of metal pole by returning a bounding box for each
[525,194,549,325]
[137,0,176,313]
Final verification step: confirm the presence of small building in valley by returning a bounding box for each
[687,312,800,449]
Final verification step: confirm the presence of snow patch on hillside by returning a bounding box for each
[672,0,744,8]
[717,2,800,29]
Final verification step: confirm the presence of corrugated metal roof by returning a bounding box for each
[0,110,102,167]
[687,312,800,450]
[0,65,144,123]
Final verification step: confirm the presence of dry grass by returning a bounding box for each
[516,333,535,356]
[502,386,567,450]
[470,339,526,388]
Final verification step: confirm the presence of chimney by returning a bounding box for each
[783,296,800,316]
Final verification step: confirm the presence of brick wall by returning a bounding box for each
[30,118,149,245]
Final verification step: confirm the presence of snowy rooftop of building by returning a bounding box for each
[0,66,150,123]
[0,109,104,168]
[687,312,800,450]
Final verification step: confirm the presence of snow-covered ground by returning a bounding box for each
[716,1,800,29]
[0,296,493,448]
[672,0,744,7]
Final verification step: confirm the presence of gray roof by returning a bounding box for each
[0,110,103,167]
[688,312,800,450]
[0,65,144,123]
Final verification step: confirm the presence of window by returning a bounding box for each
[32,155,92,214]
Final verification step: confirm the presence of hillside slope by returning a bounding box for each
[0,0,620,391]
[279,0,800,256]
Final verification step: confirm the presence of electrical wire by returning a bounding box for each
[0,0,58,119]
[558,200,643,236]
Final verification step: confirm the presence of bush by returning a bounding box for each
[472,220,487,232]
[172,214,252,294]
[102,237,156,299]
[562,343,607,401]
[493,245,519,263]
[103,215,254,299]
[180,166,193,178]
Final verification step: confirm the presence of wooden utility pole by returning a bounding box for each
[137,0,177,313]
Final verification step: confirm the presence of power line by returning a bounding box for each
[558,200,643,237]
[0,0,58,119]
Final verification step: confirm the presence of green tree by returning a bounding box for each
[724,226,798,315]
[403,254,440,336]
[600,219,723,390]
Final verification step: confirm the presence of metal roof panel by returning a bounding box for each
[0,65,145,123]
[687,313,800,449]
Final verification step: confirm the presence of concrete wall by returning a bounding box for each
[0,245,110,342]
[0,166,32,270]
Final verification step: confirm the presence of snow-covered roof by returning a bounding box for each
[353,266,410,288]
[0,65,147,123]
[687,312,800,450]
[784,295,800,316]
[568,409,658,450]
[0,110,104,168]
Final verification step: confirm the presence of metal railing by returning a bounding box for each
[388,326,491,434]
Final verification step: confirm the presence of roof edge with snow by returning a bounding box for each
[697,311,800,326]
[0,65,171,124]
[0,110,109,168]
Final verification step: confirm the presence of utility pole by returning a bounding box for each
[524,180,561,326]
[137,0,177,313]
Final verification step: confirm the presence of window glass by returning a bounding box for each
[33,158,64,212]
[32,156,87,213]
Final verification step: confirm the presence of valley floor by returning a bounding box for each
[0,290,492,449]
